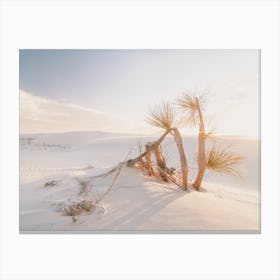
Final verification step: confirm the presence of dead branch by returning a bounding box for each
[156,166,182,188]
[153,145,168,182]
[96,150,132,203]
[144,142,155,176]
[126,130,170,167]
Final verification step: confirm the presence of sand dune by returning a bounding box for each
[19,131,260,232]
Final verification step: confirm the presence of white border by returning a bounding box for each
[1,1,279,279]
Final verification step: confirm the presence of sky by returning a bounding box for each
[19,49,260,138]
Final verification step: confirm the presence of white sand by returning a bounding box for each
[19,131,260,232]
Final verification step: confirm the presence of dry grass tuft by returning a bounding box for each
[56,196,95,216]
[146,102,176,130]
[205,146,244,176]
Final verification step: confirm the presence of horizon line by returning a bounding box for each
[19,129,260,140]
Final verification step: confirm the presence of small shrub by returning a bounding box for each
[55,196,95,216]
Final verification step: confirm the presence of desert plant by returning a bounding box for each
[147,102,189,189]
[205,146,244,176]
[146,102,176,131]
[56,196,95,216]
[171,127,188,189]
[126,129,170,167]
[154,144,168,181]
[177,93,207,190]
[144,142,155,176]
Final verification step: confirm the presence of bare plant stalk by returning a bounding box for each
[193,97,206,190]
[89,164,121,179]
[97,150,132,203]
[172,127,188,190]
[97,163,125,203]
[157,165,181,187]
[144,143,155,176]
[154,145,168,182]
[126,130,170,167]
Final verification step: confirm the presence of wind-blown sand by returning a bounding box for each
[19,131,260,232]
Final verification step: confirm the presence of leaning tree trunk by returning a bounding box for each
[172,127,188,190]
[193,97,206,191]
[144,143,155,176]
[154,144,168,182]
[126,129,170,167]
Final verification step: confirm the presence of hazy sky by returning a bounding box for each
[20,49,260,138]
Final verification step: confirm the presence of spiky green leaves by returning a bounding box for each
[205,146,244,176]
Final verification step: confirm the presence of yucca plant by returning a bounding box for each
[205,146,244,176]
[177,93,206,190]
[171,127,188,189]
[177,94,202,127]
[144,142,155,176]
[147,102,188,189]
[146,101,177,131]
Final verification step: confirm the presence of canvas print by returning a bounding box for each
[19,49,260,233]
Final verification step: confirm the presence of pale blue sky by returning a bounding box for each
[19,49,260,137]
